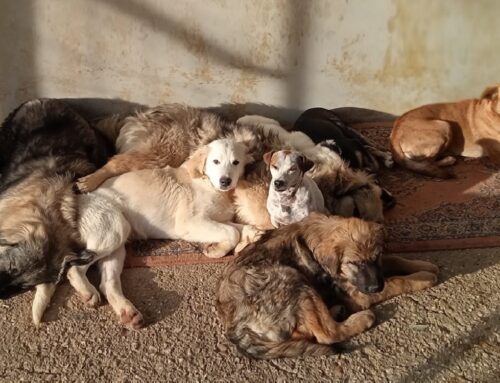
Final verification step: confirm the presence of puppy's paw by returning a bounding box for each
[235,226,265,254]
[383,155,394,168]
[74,175,99,194]
[120,307,144,330]
[204,243,229,258]
[349,309,376,331]
[409,271,439,290]
[81,291,101,308]
[415,260,439,275]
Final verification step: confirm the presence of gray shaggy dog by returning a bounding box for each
[0,98,112,324]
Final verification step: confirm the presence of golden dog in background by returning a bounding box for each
[390,85,500,178]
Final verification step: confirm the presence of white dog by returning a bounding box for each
[264,149,327,228]
[63,138,261,329]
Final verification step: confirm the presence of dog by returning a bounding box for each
[390,85,500,178]
[0,99,111,325]
[236,114,390,222]
[74,104,386,224]
[293,107,394,172]
[216,213,439,359]
[64,139,261,329]
[264,149,327,227]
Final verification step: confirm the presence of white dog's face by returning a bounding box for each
[204,139,249,191]
[264,150,314,192]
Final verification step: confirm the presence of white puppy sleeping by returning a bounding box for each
[62,138,262,329]
[264,149,327,228]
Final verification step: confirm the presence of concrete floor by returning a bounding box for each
[0,248,498,383]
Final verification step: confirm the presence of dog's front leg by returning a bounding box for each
[229,223,266,254]
[67,264,101,307]
[342,271,438,312]
[32,283,56,326]
[98,246,144,329]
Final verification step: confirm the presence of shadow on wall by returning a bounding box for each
[93,0,285,79]
[55,97,397,131]
[0,1,37,118]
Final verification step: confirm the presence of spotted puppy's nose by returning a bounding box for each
[274,180,285,190]
[219,177,232,188]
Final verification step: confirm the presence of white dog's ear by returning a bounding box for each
[298,155,315,172]
[263,151,275,166]
[184,146,208,178]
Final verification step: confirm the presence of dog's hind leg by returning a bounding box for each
[67,264,101,307]
[382,255,439,276]
[296,293,375,344]
[98,245,144,329]
[343,271,439,312]
[32,283,56,326]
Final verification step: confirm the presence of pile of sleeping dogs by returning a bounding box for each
[3,97,458,359]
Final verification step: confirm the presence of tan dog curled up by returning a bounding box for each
[390,84,500,178]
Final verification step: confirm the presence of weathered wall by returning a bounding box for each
[1,0,499,120]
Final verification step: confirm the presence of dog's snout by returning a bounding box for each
[274,180,285,189]
[219,177,232,187]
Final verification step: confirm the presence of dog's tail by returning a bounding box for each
[229,329,343,359]
[391,141,454,179]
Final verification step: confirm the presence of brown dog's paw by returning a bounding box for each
[410,271,439,290]
[74,175,98,194]
[120,307,144,330]
[347,310,376,332]
[417,261,439,275]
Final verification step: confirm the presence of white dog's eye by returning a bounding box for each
[213,159,220,165]
[232,160,240,165]
[289,166,297,172]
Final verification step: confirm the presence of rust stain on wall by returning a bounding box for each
[375,1,441,82]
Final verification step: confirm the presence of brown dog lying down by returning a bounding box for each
[390,85,500,178]
[216,213,438,359]
[75,104,387,224]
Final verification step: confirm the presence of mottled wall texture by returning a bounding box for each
[1,0,499,120]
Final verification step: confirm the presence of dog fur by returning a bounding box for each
[216,213,438,359]
[75,104,386,223]
[0,99,111,324]
[264,149,326,227]
[390,85,500,178]
[66,139,261,328]
[293,107,394,172]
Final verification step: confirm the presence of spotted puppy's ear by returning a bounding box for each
[184,145,208,178]
[263,151,276,166]
[298,154,314,173]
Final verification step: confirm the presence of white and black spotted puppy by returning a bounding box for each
[264,150,327,228]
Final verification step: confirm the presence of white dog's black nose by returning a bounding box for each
[220,177,232,187]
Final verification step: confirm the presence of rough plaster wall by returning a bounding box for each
[0,0,499,120]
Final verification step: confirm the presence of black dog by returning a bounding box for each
[294,107,396,210]
[293,107,394,172]
[0,99,112,300]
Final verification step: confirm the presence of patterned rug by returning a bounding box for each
[125,121,500,268]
